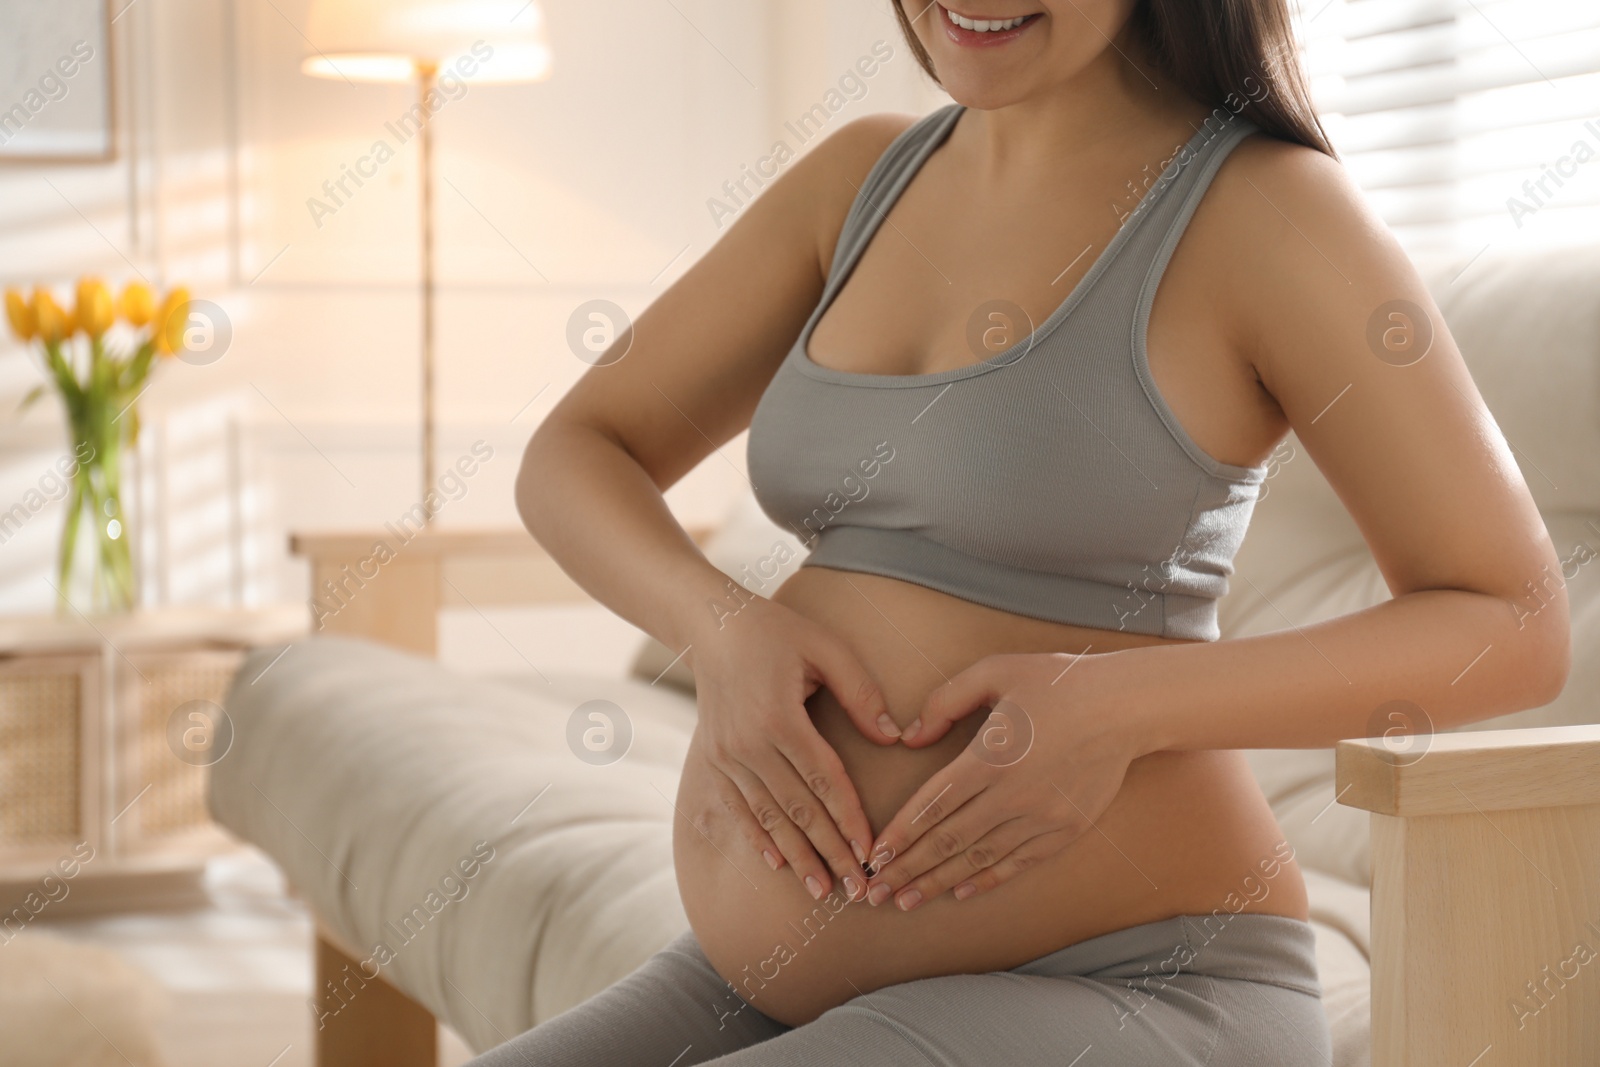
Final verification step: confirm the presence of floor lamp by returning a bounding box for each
[302,0,552,518]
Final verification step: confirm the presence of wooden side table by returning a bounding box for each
[0,606,307,916]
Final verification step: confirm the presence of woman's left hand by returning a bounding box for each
[861,650,1147,911]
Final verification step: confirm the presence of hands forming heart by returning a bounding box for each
[857,650,1143,911]
[689,594,1144,910]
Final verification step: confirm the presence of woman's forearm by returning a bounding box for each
[515,420,734,656]
[520,417,903,895]
[1120,584,1572,757]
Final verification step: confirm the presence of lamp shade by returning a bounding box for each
[302,0,552,83]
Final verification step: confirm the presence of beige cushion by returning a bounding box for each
[214,636,699,1052]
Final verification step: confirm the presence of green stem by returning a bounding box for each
[57,476,84,614]
[92,436,134,613]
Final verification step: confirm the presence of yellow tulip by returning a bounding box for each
[153,287,191,356]
[32,288,69,344]
[119,282,155,328]
[75,277,114,338]
[4,289,35,341]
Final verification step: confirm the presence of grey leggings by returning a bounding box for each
[464,912,1333,1066]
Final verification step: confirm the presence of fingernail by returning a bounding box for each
[851,839,868,864]
[897,888,923,912]
[901,718,923,743]
[762,850,780,871]
[843,874,862,899]
[876,713,902,738]
[805,875,825,900]
[868,883,892,907]
[953,882,977,901]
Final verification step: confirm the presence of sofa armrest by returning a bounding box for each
[1336,725,1600,1066]
[280,531,714,1066]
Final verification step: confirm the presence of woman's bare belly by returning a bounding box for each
[674,567,1308,1026]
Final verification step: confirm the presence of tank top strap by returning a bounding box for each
[1127,110,1260,255]
[823,104,1258,301]
[825,104,965,282]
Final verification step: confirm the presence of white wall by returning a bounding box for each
[0,0,945,615]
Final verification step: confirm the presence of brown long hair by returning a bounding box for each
[891,0,1337,158]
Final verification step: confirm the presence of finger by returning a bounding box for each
[803,634,900,745]
[902,655,1009,747]
[706,766,786,873]
[721,762,838,897]
[865,757,988,899]
[949,829,1075,901]
[870,807,1018,911]
[889,817,1034,911]
[772,725,874,872]
[755,749,869,902]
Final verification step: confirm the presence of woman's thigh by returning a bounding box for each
[464,915,1333,1067]
[695,969,1328,1066]
[694,911,1333,1066]
[461,931,789,1067]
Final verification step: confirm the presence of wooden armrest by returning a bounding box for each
[289,525,714,657]
[1337,723,1600,816]
[1337,724,1600,1066]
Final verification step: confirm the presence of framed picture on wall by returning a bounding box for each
[0,0,114,162]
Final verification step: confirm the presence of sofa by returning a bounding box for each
[211,242,1600,1065]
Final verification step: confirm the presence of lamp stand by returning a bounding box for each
[417,61,438,520]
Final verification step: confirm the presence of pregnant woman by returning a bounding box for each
[471,1,1569,1063]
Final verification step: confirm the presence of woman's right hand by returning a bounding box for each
[686,595,902,903]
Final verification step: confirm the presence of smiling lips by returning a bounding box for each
[937,3,1041,45]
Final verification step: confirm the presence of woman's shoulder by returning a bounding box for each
[1205,126,1392,281]
[785,110,938,268]
[1191,122,1446,406]
[1220,127,1365,221]
[1193,125,1422,346]
[803,109,937,179]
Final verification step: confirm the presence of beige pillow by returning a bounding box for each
[627,492,809,692]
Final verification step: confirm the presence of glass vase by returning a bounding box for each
[58,412,136,616]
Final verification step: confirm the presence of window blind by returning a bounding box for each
[1295,0,1600,254]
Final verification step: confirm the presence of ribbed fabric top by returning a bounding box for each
[746,104,1265,641]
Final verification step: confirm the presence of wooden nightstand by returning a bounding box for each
[0,606,307,917]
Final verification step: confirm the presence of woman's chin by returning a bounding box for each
[930,73,1037,113]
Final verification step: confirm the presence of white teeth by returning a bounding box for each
[945,9,1028,32]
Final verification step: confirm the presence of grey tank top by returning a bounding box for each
[746,104,1265,641]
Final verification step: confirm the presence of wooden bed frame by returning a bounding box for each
[290,528,1600,1067]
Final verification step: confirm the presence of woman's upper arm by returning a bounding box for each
[1219,139,1563,621]
[539,113,917,490]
